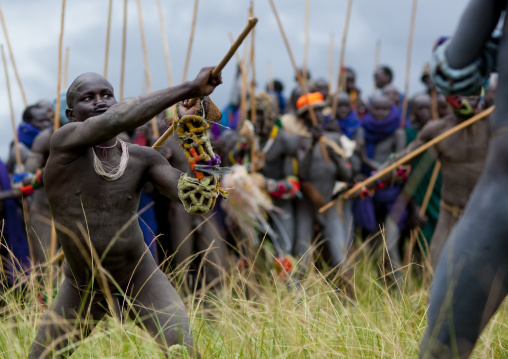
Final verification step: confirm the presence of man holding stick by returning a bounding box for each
[29,67,221,358]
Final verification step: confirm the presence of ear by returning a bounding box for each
[66,108,74,122]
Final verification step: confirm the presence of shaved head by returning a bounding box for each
[66,72,114,108]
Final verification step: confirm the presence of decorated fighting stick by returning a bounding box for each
[331,0,354,116]
[152,17,259,151]
[267,0,329,162]
[400,0,418,128]
[319,105,495,213]
[0,3,27,107]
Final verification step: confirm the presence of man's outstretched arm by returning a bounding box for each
[53,67,221,152]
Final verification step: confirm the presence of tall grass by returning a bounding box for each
[1,236,507,358]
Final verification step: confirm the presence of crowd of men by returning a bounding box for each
[0,62,495,291]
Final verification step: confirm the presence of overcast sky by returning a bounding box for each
[0,0,470,161]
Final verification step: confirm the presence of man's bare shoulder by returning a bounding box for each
[49,122,82,151]
[419,117,452,141]
[32,127,53,153]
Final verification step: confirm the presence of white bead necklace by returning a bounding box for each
[92,138,129,181]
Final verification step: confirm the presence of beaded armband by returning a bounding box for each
[175,109,229,214]
[431,35,499,95]
[178,173,225,215]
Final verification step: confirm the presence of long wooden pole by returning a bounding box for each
[302,0,310,83]
[136,0,159,138]
[104,0,113,78]
[419,161,441,217]
[62,47,70,90]
[373,39,381,94]
[331,0,354,116]
[182,0,199,83]
[267,60,274,92]
[319,106,495,213]
[0,4,27,107]
[405,160,441,264]
[151,18,258,151]
[400,0,418,128]
[233,33,250,134]
[1,45,21,172]
[328,33,334,101]
[156,0,174,86]
[267,0,328,162]
[119,0,128,101]
[249,3,259,171]
[54,0,67,132]
[249,2,256,126]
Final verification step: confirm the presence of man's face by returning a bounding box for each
[28,106,52,130]
[411,96,432,127]
[371,97,391,121]
[336,98,352,120]
[67,75,117,122]
[422,75,435,91]
[314,81,329,101]
[382,86,400,107]
[374,68,390,89]
[346,70,355,92]
[302,106,325,126]
[249,110,267,136]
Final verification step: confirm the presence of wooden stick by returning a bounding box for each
[119,0,128,101]
[1,45,21,172]
[331,0,354,116]
[182,0,200,83]
[405,160,441,264]
[400,0,418,128]
[249,3,258,172]
[267,60,274,92]
[328,33,334,100]
[232,32,249,134]
[267,0,329,162]
[319,106,495,213]
[431,88,438,119]
[104,0,113,78]
[62,47,70,90]
[0,4,27,107]
[151,19,258,151]
[419,161,441,217]
[136,0,159,138]
[302,0,310,83]
[156,0,174,86]
[373,39,381,94]
[53,0,66,132]
[249,3,256,126]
